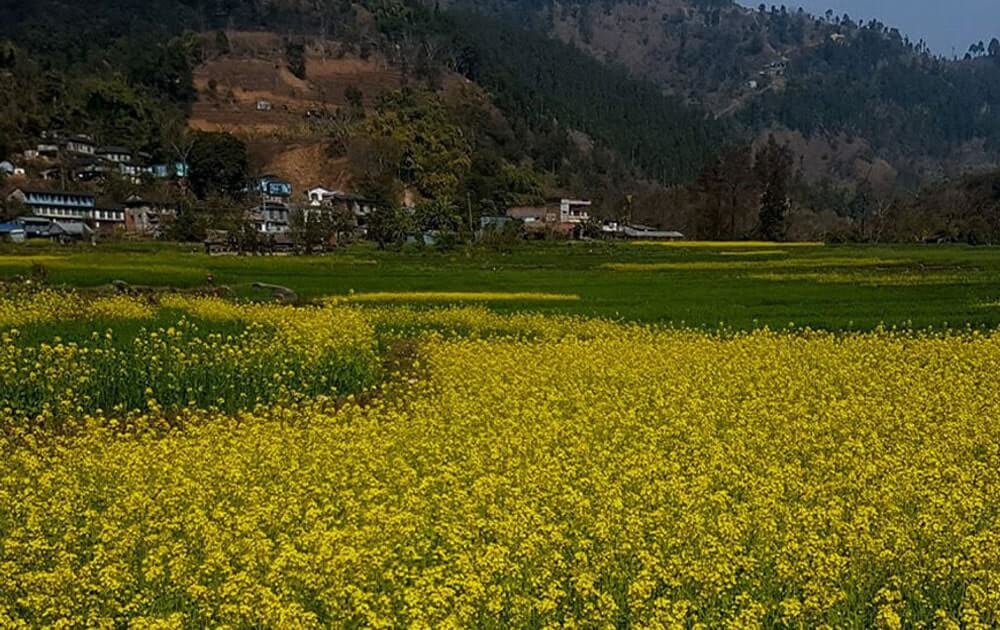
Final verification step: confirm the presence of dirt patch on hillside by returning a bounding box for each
[248,142,353,197]
[187,32,463,195]
[190,49,404,139]
[306,57,403,106]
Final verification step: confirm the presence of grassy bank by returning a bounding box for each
[2,240,1000,329]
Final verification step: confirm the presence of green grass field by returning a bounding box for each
[3,239,1000,329]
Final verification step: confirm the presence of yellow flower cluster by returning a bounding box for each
[0,290,73,327]
[87,295,157,320]
[603,257,903,272]
[325,291,581,304]
[0,290,154,327]
[1,312,998,627]
[751,271,983,286]
[160,295,376,362]
[368,304,617,339]
[0,295,380,425]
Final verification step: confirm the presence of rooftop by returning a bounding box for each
[13,188,96,199]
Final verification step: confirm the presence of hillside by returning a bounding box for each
[187,31,409,193]
[446,0,1000,186]
[0,0,724,207]
[6,0,1000,242]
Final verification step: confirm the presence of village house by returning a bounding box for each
[91,205,126,232]
[307,187,337,206]
[23,133,188,183]
[123,195,178,237]
[248,176,294,234]
[96,146,132,164]
[7,188,97,222]
[505,198,592,234]
[0,216,95,243]
[506,199,592,225]
[33,143,58,159]
[17,216,55,239]
[248,202,291,234]
[64,135,96,156]
[506,206,556,224]
[256,175,293,203]
[306,186,382,233]
[161,162,189,179]
[559,199,592,224]
[334,193,379,225]
[0,221,26,243]
[6,188,125,231]
[48,220,96,243]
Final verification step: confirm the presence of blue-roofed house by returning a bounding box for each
[7,188,96,222]
[256,175,293,202]
[0,221,26,243]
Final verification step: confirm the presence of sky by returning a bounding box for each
[741,1,1000,57]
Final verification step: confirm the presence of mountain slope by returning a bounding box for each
[0,0,724,195]
[449,0,1000,185]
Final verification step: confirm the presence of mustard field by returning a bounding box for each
[1,289,999,628]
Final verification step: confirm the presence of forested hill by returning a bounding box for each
[451,0,1000,183]
[0,0,724,190]
[4,0,1000,199]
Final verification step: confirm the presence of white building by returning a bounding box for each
[307,187,338,206]
[559,199,591,224]
[248,202,291,234]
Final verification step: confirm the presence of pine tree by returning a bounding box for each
[754,135,793,242]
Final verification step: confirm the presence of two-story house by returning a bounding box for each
[7,188,97,222]
[558,199,592,224]
[6,188,124,230]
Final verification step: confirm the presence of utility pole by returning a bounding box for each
[467,192,473,240]
[58,144,67,191]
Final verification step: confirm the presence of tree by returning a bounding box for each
[754,135,794,241]
[166,203,204,242]
[362,90,473,203]
[695,154,726,239]
[348,135,403,206]
[285,39,307,80]
[215,30,231,56]
[414,199,461,233]
[290,207,344,254]
[345,85,364,110]
[366,206,413,250]
[0,196,27,222]
[71,77,161,151]
[695,144,757,240]
[194,194,244,232]
[717,145,758,240]
[990,38,1000,58]
[188,132,249,199]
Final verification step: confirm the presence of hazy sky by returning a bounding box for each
[741,1,1000,57]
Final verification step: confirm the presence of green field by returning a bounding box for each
[3,240,1000,329]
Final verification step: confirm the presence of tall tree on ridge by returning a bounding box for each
[754,135,794,242]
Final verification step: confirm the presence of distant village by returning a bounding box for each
[0,132,685,250]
